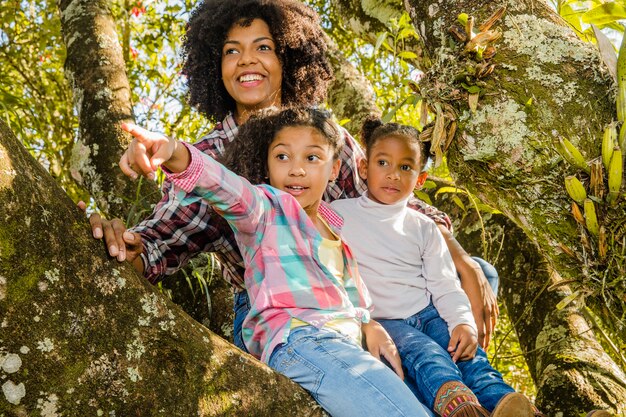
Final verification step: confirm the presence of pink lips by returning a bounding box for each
[237,72,265,87]
[284,185,308,197]
[381,186,400,193]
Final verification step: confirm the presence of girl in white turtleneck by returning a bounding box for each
[331,117,540,417]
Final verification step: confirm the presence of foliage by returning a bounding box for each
[554,0,626,42]
[0,1,85,202]
[488,308,537,399]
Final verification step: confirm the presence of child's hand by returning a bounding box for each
[119,122,182,179]
[362,320,404,380]
[448,324,478,363]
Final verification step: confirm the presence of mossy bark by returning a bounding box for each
[0,120,323,416]
[429,190,626,414]
[405,0,625,339]
[401,0,626,410]
[326,36,381,140]
[58,0,159,220]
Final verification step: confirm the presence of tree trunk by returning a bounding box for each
[0,120,323,416]
[431,190,626,414]
[326,36,381,140]
[59,0,159,220]
[403,0,626,413]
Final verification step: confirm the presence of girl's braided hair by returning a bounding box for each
[182,0,333,122]
[361,116,431,171]
[222,107,343,184]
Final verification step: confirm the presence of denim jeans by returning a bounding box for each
[379,303,514,412]
[232,260,498,353]
[268,326,430,417]
[471,256,499,295]
[233,290,250,352]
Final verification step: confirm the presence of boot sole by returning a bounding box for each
[491,393,533,417]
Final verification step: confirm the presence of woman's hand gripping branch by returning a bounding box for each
[77,123,189,273]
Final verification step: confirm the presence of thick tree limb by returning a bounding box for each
[59,0,159,219]
[0,119,322,416]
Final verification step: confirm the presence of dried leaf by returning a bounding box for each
[592,24,617,82]
[420,101,430,125]
[465,15,475,40]
[590,159,604,199]
[558,242,577,258]
[465,29,502,52]
[599,225,607,258]
[448,24,467,43]
[431,105,446,167]
[479,6,506,32]
[444,121,457,152]
[468,92,479,113]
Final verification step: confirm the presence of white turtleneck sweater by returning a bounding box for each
[331,194,476,334]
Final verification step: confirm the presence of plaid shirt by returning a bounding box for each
[167,144,372,361]
[131,113,451,290]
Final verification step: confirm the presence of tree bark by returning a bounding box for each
[430,190,626,414]
[326,36,381,139]
[59,0,159,220]
[403,0,626,413]
[0,120,323,416]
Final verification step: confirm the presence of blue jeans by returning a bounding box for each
[233,290,250,352]
[232,260,499,352]
[379,303,513,412]
[268,326,430,417]
[471,256,499,295]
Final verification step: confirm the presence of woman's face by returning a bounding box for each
[221,19,283,122]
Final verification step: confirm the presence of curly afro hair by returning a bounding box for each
[182,0,333,122]
[361,115,432,172]
[222,107,344,185]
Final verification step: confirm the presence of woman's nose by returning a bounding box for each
[238,48,258,66]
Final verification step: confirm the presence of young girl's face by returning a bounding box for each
[268,126,340,216]
[359,134,428,205]
[221,19,283,121]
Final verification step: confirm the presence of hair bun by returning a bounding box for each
[361,115,384,145]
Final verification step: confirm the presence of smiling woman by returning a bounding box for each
[181,0,332,123]
[220,19,283,121]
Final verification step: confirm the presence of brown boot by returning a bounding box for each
[434,381,489,417]
[491,392,534,417]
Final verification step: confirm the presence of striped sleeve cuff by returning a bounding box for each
[162,142,204,193]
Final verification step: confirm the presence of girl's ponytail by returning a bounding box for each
[361,115,384,149]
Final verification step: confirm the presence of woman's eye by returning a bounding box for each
[307,155,320,162]
[224,48,239,55]
[276,154,288,161]
[259,44,273,51]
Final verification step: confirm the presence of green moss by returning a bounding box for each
[7,260,45,303]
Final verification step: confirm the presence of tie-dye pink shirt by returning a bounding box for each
[167,144,372,362]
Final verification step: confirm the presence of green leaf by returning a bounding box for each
[582,3,626,26]
[374,32,388,54]
[452,196,466,211]
[414,190,432,205]
[435,186,468,196]
[398,51,418,60]
[556,291,581,310]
